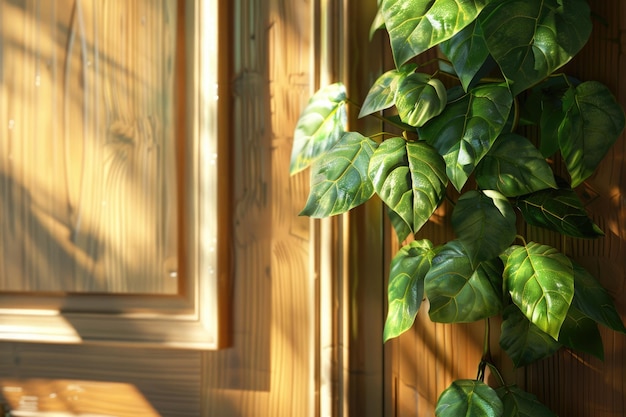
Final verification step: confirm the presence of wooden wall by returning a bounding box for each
[382,2,626,417]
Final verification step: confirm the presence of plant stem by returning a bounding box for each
[345,98,411,131]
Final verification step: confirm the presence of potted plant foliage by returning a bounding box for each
[290,0,626,415]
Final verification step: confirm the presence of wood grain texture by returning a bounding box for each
[201,0,314,415]
[0,0,178,294]
[521,2,626,416]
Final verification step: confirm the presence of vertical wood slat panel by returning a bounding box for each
[385,2,626,417]
[523,2,626,416]
[202,0,314,416]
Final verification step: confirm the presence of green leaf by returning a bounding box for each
[503,242,574,340]
[419,83,513,191]
[481,0,592,95]
[435,379,503,417]
[439,20,491,91]
[300,132,378,217]
[369,138,448,235]
[396,73,447,127]
[451,190,517,266]
[384,240,434,342]
[535,76,576,157]
[369,4,386,40]
[500,304,562,367]
[558,81,626,187]
[559,306,604,360]
[496,384,558,417]
[387,205,413,243]
[359,64,418,118]
[571,263,626,333]
[425,241,503,323]
[516,187,604,238]
[290,83,348,174]
[381,0,491,66]
[475,133,558,197]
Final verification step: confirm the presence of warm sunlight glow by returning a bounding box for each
[0,379,161,416]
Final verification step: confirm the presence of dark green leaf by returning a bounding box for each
[290,83,347,174]
[476,133,558,197]
[559,306,604,360]
[387,205,413,243]
[300,132,378,217]
[481,0,592,95]
[571,263,626,333]
[381,0,491,66]
[384,240,434,342]
[396,73,447,127]
[503,242,574,339]
[369,138,448,234]
[359,64,417,118]
[558,81,626,187]
[436,379,503,417]
[419,83,513,191]
[500,304,562,367]
[369,4,386,40]
[425,241,503,323]
[516,187,604,238]
[452,190,517,266]
[439,20,491,91]
[496,384,558,417]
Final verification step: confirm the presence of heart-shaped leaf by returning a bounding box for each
[301,132,378,217]
[496,384,558,417]
[384,239,435,342]
[558,81,626,187]
[439,20,491,91]
[452,190,517,266]
[481,0,592,95]
[516,187,604,238]
[571,263,626,333]
[381,0,491,66]
[435,379,503,417]
[359,64,418,118]
[558,306,604,360]
[290,83,347,174]
[418,83,513,191]
[475,133,558,197]
[369,138,448,235]
[504,242,574,340]
[425,241,503,323]
[396,73,447,127]
[500,304,562,367]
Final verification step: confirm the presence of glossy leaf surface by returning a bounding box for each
[290,83,347,174]
[481,0,592,95]
[496,385,558,417]
[516,187,604,238]
[384,240,434,342]
[452,190,517,266]
[425,241,503,323]
[419,83,513,191]
[381,0,491,66]
[396,73,447,127]
[439,20,490,91]
[475,133,557,197]
[369,138,448,235]
[500,304,562,367]
[301,132,377,217]
[504,242,574,339]
[359,64,417,118]
[435,379,503,417]
[558,81,626,186]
